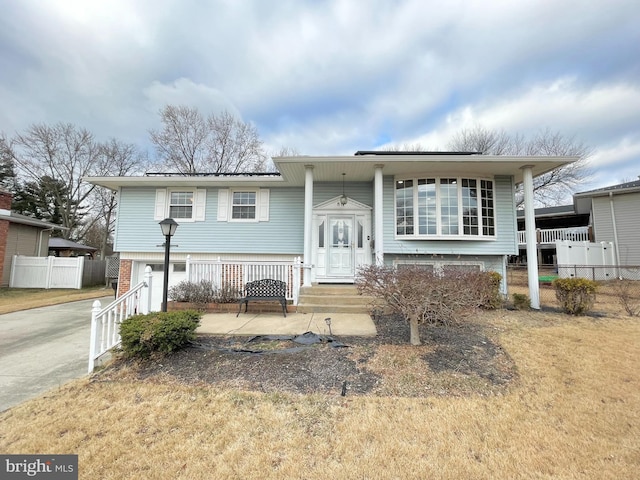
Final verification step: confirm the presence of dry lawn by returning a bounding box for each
[1,310,639,479]
[0,286,111,314]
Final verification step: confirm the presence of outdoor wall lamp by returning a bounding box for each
[159,218,179,312]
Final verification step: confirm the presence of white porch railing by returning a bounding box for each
[518,226,589,245]
[88,266,152,373]
[186,256,303,305]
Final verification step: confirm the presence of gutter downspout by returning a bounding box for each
[609,192,622,273]
[38,228,54,256]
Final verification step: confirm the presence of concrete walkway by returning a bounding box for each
[199,311,377,337]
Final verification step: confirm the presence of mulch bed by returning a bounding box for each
[118,312,518,398]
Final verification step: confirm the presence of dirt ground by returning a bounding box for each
[110,311,519,398]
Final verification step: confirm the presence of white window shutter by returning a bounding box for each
[217,189,229,221]
[154,189,167,220]
[258,189,270,221]
[194,189,206,221]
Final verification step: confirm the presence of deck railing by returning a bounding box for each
[88,266,152,373]
[186,256,303,304]
[518,226,590,245]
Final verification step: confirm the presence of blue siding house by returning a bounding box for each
[86,152,575,310]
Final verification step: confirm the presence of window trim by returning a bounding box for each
[394,176,497,240]
[167,188,196,222]
[229,188,259,222]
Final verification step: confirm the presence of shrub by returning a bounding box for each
[553,278,597,315]
[119,310,202,358]
[169,280,240,305]
[477,271,504,310]
[512,293,531,310]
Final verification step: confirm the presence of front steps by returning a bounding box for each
[296,284,375,314]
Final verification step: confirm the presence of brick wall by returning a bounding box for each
[0,190,12,210]
[117,259,132,297]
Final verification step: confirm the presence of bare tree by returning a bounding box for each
[448,126,520,155]
[12,123,102,239]
[89,139,149,258]
[207,111,265,173]
[448,126,592,206]
[150,106,266,174]
[149,105,209,174]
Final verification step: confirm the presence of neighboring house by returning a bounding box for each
[48,237,98,259]
[85,152,575,310]
[573,178,640,266]
[0,190,66,287]
[514,205,590,265]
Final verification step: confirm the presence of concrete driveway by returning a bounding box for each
[0,296,112,412]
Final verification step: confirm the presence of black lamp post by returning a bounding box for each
[159,218,179,312]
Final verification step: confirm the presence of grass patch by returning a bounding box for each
[1,312,639,479]
[0,286,111,313]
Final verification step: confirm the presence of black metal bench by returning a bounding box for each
[237,279,287,317]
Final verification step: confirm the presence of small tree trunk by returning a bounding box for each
[409,314,421,346]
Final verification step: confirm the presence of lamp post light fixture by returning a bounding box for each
[324,317,332,336]
[339,173,348,206]
[159,218,179,312]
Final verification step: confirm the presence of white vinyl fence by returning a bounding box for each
[186,256,303,304]
[556,240,618,280]
[10,255,85,289]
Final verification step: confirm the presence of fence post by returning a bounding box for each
[76,256,85,289]
[141,266,153,314]
[292,256,301,305]
[45,256,54,289]
[88,300,102,373]
[9,255,17,287]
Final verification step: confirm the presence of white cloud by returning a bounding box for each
[142,78,240,119]
[0,0,638,188]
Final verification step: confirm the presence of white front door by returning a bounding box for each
[312,197,372,283]
[328,216,354,277]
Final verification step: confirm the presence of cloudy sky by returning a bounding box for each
[1,0,638,191]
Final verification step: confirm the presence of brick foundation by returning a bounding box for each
[117,259,133,297]
[0,219,9,284]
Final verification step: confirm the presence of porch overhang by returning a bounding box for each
[85,154,576,190]
[273,154,576,185]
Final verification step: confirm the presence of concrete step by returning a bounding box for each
[296,284,376,314]
[296,304,373,314]
[298,294,370,306]
[299,285,359,295]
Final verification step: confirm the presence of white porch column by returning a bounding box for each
[303,165,314,286]
[374,164,384,265]
[521,165,540,309]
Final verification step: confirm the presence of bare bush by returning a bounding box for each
[169,280,240,309]
[610,280,640,317]
[355,265,499,345]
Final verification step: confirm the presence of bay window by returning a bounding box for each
[395,177,495,238]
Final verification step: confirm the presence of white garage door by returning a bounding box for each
[136,261,187,311]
